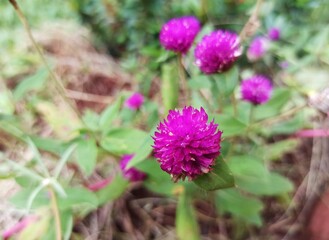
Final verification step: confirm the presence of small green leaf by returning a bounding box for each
[216,189,263,226]
[29,135,66,156]
[161,63,179,113]
[75,138,98,176]
[58,187,98,211]
[193,156,235,191]
[100,128,148,156]
[99,96,123,130]
[254,88,291,120]
[237,172,294,196]
[82,110,100,132]
[13,68,48,101]
[188,75,212,89]
[255,139,300,161]
[96,174,129,205]
[176,191,200,240]
[126,132,154,168]
[214,114,247,137]
[136,159,175,196]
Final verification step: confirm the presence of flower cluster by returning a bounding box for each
[120,154,146,182]
[124,92,144,110]
[152,106,222,181]
[159,16,201,54]
[241,75,273,105]
[247,36,269,61]
[194,30,241,74]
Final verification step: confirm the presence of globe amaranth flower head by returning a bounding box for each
[159,16,201,54]
[241,75,273,105]
[247,36,269,61]
[268,27,280,41]
[120,154,146,182]
[194,30,242,74]
[124,92,144,110]
[152,106,222,181]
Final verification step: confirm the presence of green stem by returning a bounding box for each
[177,53,190,106]
[8,0,80,119]
[49,187,62,240]
[239,0,263,42]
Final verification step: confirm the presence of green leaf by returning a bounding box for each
[264,112,305,135]
[82,110,100,132]
[96,174,129,205]
[99,96,123,130]
[136,159,176,196]
[227,155,293,195]
[188,75,212,89]
[126,131,154,168]
[13,68,48,101]
[100,127,148,156]
[10,188,49,209]
[176,191,200,240]
[216,189,263,226]
[29,135,66,156]
[214,114,247,137]
[255,139,300,161]
[58,187,98,211]
[75,138,98,176]
[193,156,235,191]
[41,210,73,240]
[237,172,294,196]
[254,88,291,120]
[212,66,239,96]
[161,63,179,113]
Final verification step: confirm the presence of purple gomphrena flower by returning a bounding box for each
[120,154,146,182]
[159,16,201,54]
[268,27,280,41]
[247,36,269,61]
[152,106,222,181]
[194,30,242,74]
[241,75,273,105]
[124,92,144,110]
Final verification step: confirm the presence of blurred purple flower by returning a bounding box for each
[2,216,38,240]
[120,154,146,182]
[241,75,273,105]
[152,106,222,181]
[268,27,280,41]
[124,92,144,110]
[159,16,201,54]
[86,177,112,191]
[194,30,241,74]
[247,36,269,61]
[279,61,289,69]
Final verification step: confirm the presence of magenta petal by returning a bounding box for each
[152,106,222,180]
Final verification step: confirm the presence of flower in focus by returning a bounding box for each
[159,16,201,54]
[120,154,146,182]
[152,106,222,181]
[241,75,273,105]
[124,92,144,110]
[247,36,269,61]
[194,30,241,74]
[268,27,280,41]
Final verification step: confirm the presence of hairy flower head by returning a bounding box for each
[241,75,273,105]
[247,36,269,61]
[152,106,222,181]
[159,16,201,54]
[194,30,241,74]
[268,27,280,41]
[124,92,144,110]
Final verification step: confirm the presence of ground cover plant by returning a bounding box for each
[1,0,329,239]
